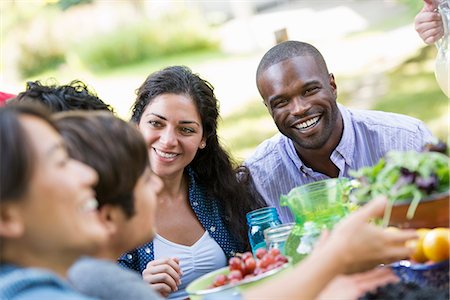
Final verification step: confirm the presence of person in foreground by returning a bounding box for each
[0,104,107,299]
[205,197,417,300]
[245,40,436,223]
[119,66,264,299]
[54,111,164,300]
[415,0,445,45]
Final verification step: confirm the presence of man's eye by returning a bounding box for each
[305,87,320,95]
[273,98,288,108]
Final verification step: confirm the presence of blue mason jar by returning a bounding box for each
[246,207,282,255]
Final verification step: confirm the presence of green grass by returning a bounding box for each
[98,49,228,78]
[345,2,417,37]
[372,46,448,140]
[373,74,446,121]
[26,49,228,81]
[219,100,277,161]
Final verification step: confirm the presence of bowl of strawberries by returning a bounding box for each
[186,248,291,300]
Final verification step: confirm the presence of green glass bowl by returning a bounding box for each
[186,262,291,300]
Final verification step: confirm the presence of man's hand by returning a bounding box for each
[326,197,417,274]
[415,0,445,44]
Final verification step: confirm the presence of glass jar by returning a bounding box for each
[264,223,294,255]
[246,207,281,255]
[435,0,449,97]
[280,178,356,264]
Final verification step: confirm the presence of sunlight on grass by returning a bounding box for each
[97,49,228,78]
[373,46,449,140]
[219,100,277,161]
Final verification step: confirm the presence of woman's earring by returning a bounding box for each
[200,142,206,149]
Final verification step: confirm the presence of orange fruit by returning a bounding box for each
[405,228,430,263]
[422,228,450,263]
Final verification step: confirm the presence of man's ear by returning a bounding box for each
[97,204,121,235]
[0,203,25,238]
[329,73,337,97]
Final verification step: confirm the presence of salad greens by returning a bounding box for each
[350,149,450,225]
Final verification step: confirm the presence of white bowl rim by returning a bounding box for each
[187,262,290,296]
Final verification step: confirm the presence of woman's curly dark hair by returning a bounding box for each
[15,80,114,113]
[131,66,265,249]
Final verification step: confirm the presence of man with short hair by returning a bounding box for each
[245,41,435,223]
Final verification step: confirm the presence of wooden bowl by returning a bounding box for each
[388,192,449,229]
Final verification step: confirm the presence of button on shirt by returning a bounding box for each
[245,105,435,223]
[118,168,244,273]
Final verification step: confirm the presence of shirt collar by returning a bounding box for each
[335,104,355,168]
[284,135,304,171]
[284,103,356,171]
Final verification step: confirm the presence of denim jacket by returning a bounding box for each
[118,168,244,273]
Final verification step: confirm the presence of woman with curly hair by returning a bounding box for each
[119,66,264,299]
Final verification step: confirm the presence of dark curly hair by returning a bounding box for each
[14,80,114,113]
[131,66,265,249]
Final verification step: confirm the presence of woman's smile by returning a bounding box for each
[153,148,179,161]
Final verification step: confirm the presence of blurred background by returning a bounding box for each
[1,0,448,161]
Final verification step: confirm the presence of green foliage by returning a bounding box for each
[219,100,277,160]
[350,150,450,223]
[55,0,92,11]
[17,41,66,78]
[76,10,218,72]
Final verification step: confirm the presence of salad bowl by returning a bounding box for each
[389,191,449,229]
[350,148,449,229]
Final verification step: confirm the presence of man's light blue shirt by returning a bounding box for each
[245,105,435,223]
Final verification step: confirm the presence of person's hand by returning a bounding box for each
[415,0,444,44]
[317,267,399,300]
[142,257,182,298]
[325,196,417,274]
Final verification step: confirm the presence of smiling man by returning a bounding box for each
[245,41,436,223]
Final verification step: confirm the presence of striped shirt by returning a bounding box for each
[245,105,435,223]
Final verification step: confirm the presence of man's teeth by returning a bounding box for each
[81,198,98,212]
[155,149,177,158]
[297,116,320,130]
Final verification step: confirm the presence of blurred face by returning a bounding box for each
[115,168,163,249]
[17,115,107,259]
[257,56,341,151]
[138,93,206,179]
